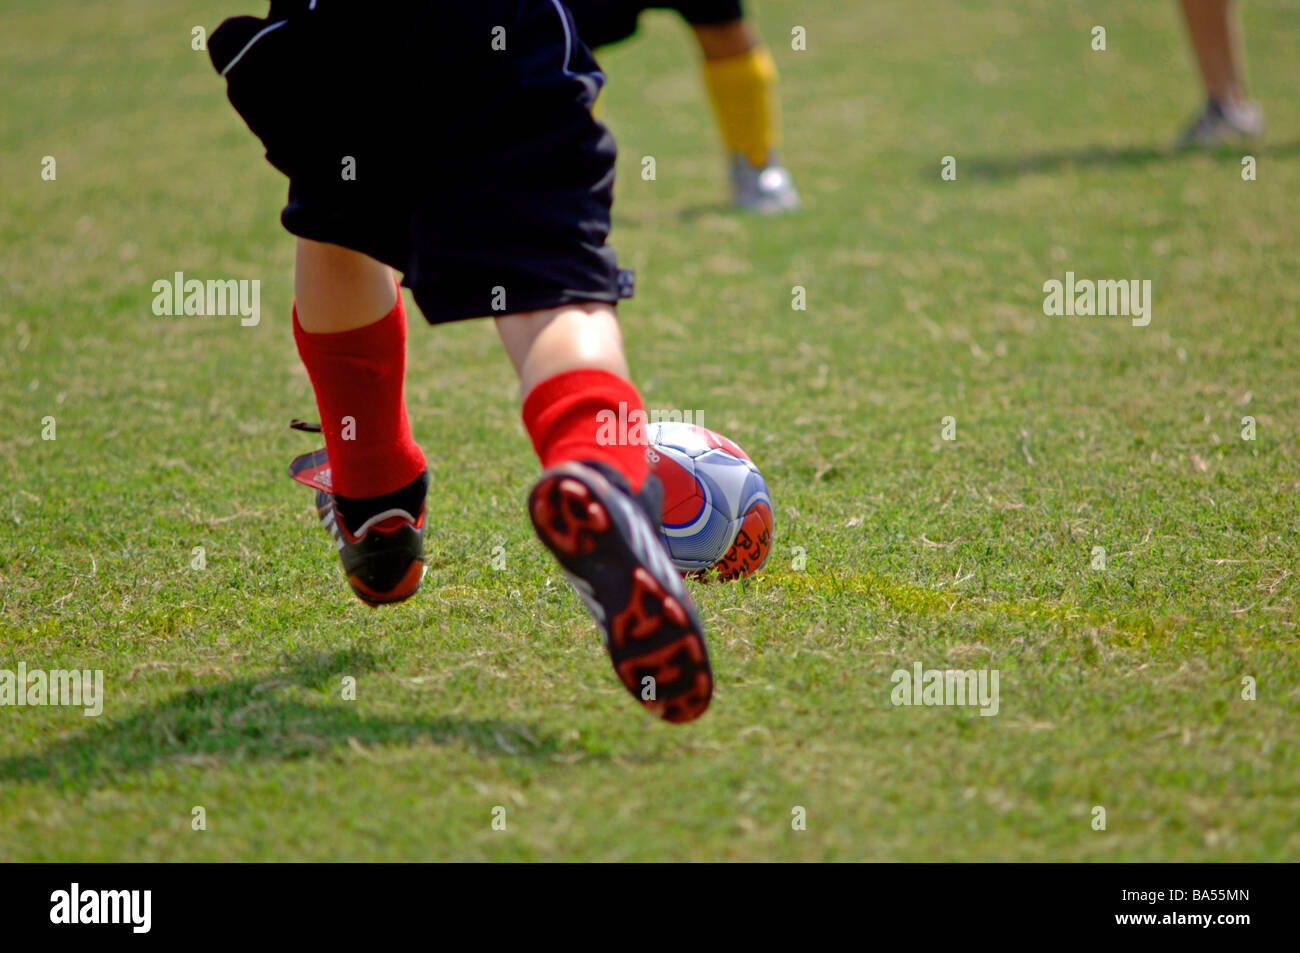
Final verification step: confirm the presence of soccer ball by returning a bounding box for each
[645,421,774,580]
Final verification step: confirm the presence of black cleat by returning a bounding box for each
[288,440,427,608]
[528,461,713,723]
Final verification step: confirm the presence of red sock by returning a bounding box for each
[521,368,650,493]
[292,292,426,499]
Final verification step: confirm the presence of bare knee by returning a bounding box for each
[495,302,629,395]
[294,238,397,333]
[690,19,756,60]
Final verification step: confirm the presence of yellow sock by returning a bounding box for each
[701,45,780,168]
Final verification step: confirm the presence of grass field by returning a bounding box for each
[1,0,1297,861]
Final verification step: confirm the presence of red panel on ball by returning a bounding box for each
[649,453,703,526]
[713,501,775,581]
[691,425,752,462]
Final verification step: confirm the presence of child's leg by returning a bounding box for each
[498,302,713,723]
[496,302,647,493]
[495,301,628,395]
[294,237,397,333]
[292,238,427,530]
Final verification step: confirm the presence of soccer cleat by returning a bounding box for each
[730,151,800,213]
[1175,97,1263,148]
[528,461,713,723]
[287,428,427,608]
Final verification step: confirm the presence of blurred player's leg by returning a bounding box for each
[1175,0,1262,146]
[691,15,799,212]
[497,304,714,723]
[289,238,429,607]
[562,0,799,212]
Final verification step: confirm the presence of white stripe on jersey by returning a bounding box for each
[548,0,601,99]
[219,19,288,76]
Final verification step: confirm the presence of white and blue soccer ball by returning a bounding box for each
[645,421,774,580]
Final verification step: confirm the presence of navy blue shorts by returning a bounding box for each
[563,0,745,49]
[209,0,630,324]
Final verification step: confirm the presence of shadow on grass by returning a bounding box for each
[0,648,591,790]
[676,201,738,223]
[610,202,736,228]
[945,138,1300,180]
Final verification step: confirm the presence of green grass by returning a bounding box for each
[1,0,1297,860]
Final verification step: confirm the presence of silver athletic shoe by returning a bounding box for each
[730,152,800,213]
[1175,97,1263,148]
